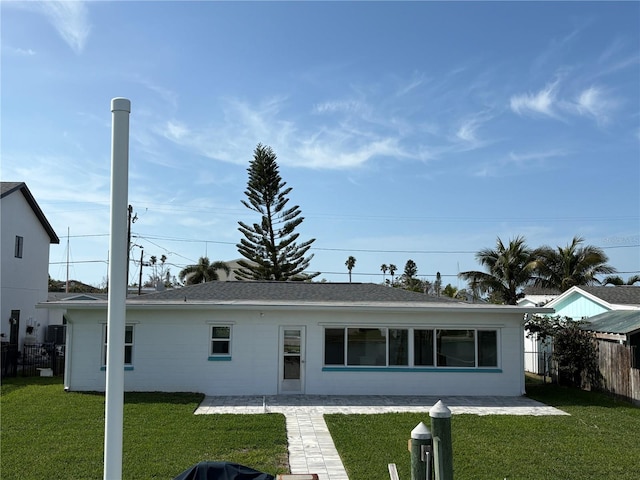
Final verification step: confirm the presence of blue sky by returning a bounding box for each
[2,1,639,288]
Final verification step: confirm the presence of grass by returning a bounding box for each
[325,383,640,480]
[1,377,288,479]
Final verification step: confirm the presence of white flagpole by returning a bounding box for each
[104,97,131,480]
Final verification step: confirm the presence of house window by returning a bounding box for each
[324,328,345,365]
[414,329,434,366]
[389,329,408,366]
[478,330,498,367]
[437,329,475,367]
[15,236,23,258]
[102,324,134,367]
[347,328,386,366]
[210,326,231,357]
[324,327,499,369]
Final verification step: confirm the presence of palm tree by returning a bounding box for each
[388,264,397,284]
[345,256,356,283]
[179,257,230,285]
[533,236,616,292]
[380,264,388,284]
[459,236,537,305]
[602,275,640,286]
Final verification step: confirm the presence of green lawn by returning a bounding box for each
[325,384,640,480]
[0,377,288,479]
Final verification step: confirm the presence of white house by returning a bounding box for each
[519,287,560,375]
[40,281,551,397]
[1,182,59,349]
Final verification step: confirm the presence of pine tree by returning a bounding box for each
[236,144,318,281]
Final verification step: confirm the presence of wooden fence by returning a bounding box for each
[597,340,640,406]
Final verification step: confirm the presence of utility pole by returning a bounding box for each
[126,204,137,288]
[138,249,144,295]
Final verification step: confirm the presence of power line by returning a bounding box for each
[44,198,639,223]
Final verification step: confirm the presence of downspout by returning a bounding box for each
[63,317,71,391]
[520,313,527,395]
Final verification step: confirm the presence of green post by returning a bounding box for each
[410,421,432,480]
[429,400,453,480]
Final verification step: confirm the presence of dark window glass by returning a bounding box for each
[324,328,345,365]
[15,236,23,258]
[347,328,386,366]
[478,330,498,367]
[124,346,132,364]
[210,326,231,356]
[437,330,475,367]
[212,327,230,339]
[211,341,230,354]
[103,324,134,366]
[389,329,408,366]
[414,329,434,366]
[124,326,134,344]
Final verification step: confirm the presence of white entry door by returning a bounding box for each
[279,326,305,393]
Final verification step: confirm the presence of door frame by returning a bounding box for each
[278,325,306,394]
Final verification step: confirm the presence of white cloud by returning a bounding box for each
[155,96,409,170]
[508,149,568,163]
[164,120,190,141]
[33,1,91,54]
[3,46,36,56]
[314,100,362,114]
[394,72,426,97]
[295,138,404,169]
[573,86,615,125]
[129,75,179,109]
[510,80,559,118]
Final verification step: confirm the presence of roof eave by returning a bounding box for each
[38,299,554,314]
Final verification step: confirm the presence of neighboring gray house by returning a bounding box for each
[40,281,550,397]
[1,182,59,350]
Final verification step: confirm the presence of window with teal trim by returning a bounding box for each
[324,328,345,365]
[437,329,475,367]
[102,324,134,367]
[478,330,498,367]
[210,326,231,357]
[414,329,434,366]
[347,328,386,366]
[324,327,499,369]
[389,329,408,366]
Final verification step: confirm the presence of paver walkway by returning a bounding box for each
[195,395,568,480]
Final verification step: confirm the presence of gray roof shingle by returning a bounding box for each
[578,286,640,306]
[128,281,463,303]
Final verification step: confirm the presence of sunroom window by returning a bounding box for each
[347,328,386,366]
[478,330,498,367]
[414,329,434,366]
[437,329,475,367]
[324,326,499,369]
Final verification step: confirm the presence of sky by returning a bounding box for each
[2,1,639,289]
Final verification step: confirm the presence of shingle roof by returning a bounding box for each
[128,281,463,303]
[581,310,640,335]
[578,286,640,306]
[1,182,59,244]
